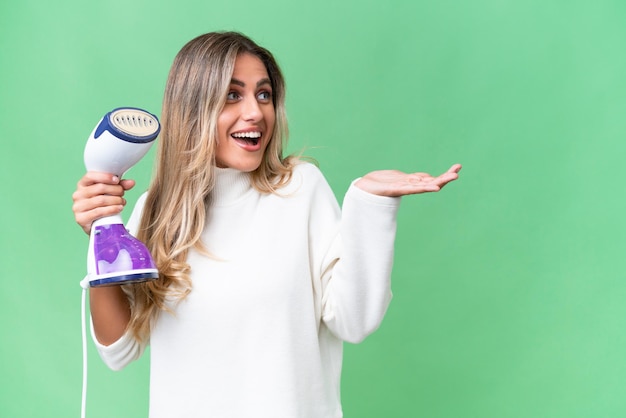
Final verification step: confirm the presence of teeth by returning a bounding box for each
[232,132,261,139]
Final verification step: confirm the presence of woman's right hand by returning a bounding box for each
[72,172,136,235]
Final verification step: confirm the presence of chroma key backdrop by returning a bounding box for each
[1,0,626,417]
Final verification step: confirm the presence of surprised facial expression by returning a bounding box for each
[215,53,275,171]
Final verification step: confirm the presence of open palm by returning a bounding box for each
[355,164,461,197]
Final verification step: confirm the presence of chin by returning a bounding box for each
[239,164,262,173]
[216,158,263,172]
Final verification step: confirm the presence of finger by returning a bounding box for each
[410,164,461,179]
[76,174,135,196]
[73,194,127,213]
[73,193,128,233]
[72,183,128,203]
[447,164,462,174]
[408,173,435,184]
[75,204,125,234]
[432,172,459,188]
[119,179,136,191]
[77,171,121,188]
[398,183,441,196]
[76,203,124,219]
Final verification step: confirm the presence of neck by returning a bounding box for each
[211,167,253,206]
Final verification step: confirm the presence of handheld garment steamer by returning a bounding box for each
[80,108,160,417]
[83,107,160,287]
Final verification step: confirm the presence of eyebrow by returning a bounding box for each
[230,77,272,88]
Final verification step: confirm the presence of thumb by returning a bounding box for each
[120,179,136,191]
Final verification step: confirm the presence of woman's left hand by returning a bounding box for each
[355,164,462,197]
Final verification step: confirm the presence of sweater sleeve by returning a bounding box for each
[90,192,149,370]
[317,178,401,344]
[90,318,147,371]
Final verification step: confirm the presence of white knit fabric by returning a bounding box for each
[92,162,400,418]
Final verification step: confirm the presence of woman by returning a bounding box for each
[73,31,461,418]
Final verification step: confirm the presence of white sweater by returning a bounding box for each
[93,162,400,418]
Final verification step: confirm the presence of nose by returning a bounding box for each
[242,96,262,122]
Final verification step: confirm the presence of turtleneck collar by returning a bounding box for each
[211,167,253,207]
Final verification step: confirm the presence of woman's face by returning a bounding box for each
[215,53,275,171]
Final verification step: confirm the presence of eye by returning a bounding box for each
[257,90,272,102]
[226,91,240,102]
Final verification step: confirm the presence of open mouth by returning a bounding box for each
[232,131,261,146]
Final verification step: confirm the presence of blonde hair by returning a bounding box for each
[126,32,296,341]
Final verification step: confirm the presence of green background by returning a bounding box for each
[2,0,625,417]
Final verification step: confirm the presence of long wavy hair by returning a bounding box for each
[126,32,296,341]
